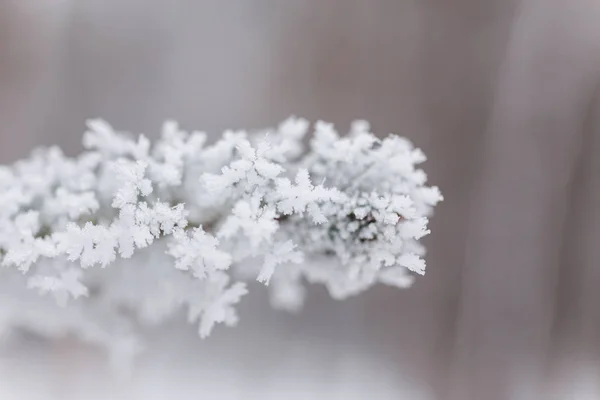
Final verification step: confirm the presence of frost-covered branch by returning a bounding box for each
[0,117,442,367]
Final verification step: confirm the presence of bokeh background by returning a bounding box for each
[2,1,600,399]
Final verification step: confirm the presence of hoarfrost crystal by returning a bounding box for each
[0,117,442,366]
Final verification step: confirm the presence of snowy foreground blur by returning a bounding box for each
[0,320,428,400]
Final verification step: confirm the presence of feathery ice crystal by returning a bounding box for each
[0,118,442,367]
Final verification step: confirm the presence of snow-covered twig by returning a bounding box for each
[0,117,442,366]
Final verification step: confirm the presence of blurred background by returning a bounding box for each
[2,1,600,399]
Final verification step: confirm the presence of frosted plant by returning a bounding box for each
[0,117,442,368]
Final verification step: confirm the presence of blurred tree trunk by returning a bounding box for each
[450,1,600,398]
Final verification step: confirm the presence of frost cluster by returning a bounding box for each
[0,118,441,367]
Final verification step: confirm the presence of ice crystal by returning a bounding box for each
[0,117,442,366]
